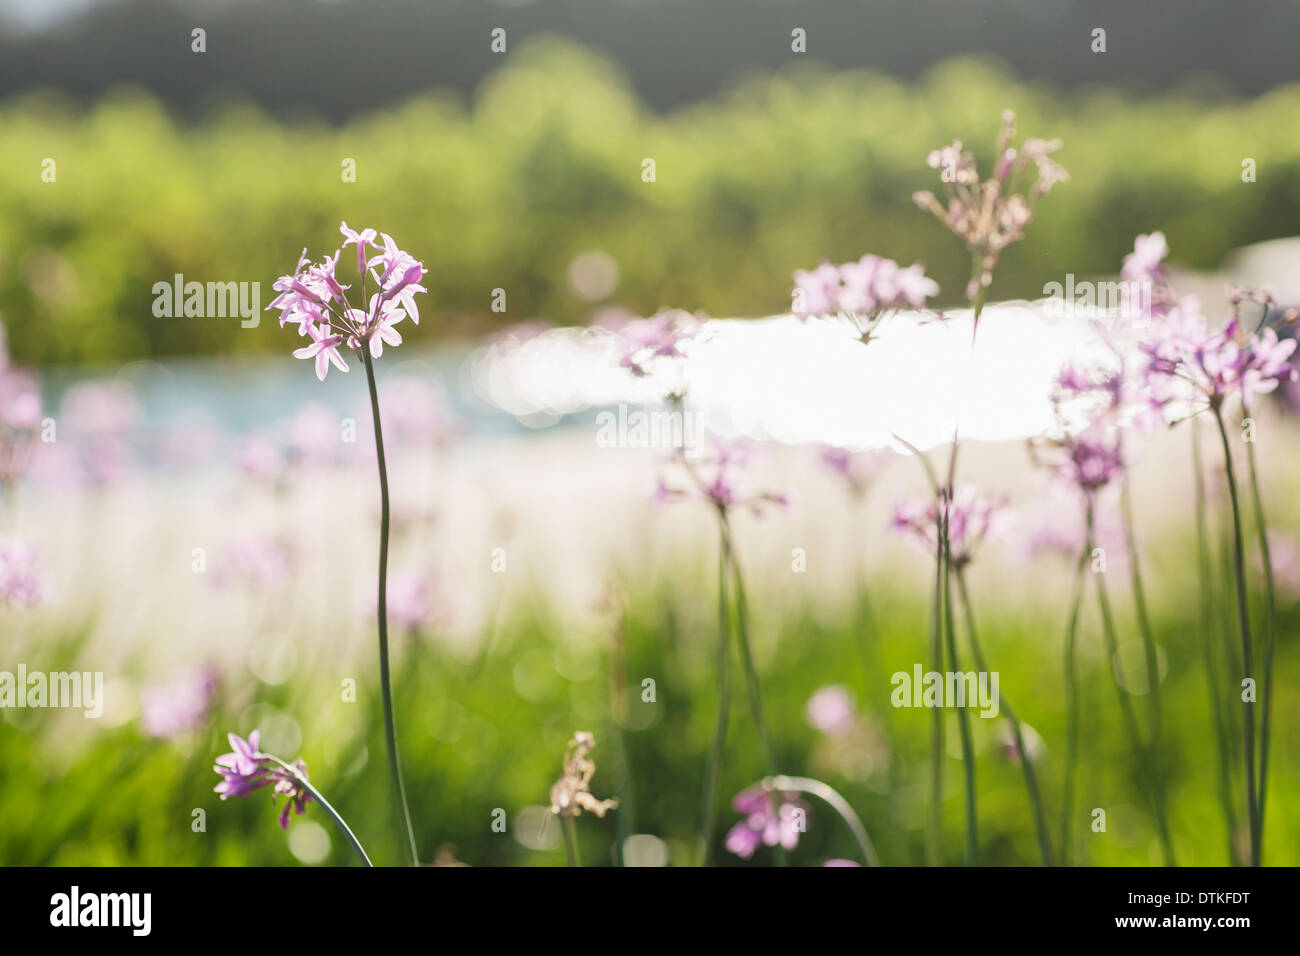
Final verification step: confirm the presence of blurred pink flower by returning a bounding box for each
[725,784,809,859]
[819,444,893,499]
[212,537,292,593]
[59,380,140,487]
[140,666,219,738]
[655,439,788,516]
[0,536,45,608]
[806,685,857,736]
[793,255,938,344]
[891,485,1006,568]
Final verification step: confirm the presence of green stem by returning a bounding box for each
[942,516,977,865]
[721,513,779,777]
[955,568,1052,865]
[1243,413,1276,857]
[699,523,733,866]
[362,348,420,867]
[721,510,786,866]
[1193,422,1240,864]
[1060,501,1091,865]
[1094,531,1176,866]
[1213,406,1260,866]
[771,775,879,866]
[1119,470,1173,864]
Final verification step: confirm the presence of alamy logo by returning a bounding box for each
[595,403,704,450]
[1042,274,1153,323]
[890,664,1000,718]
[50,886,151,936]
[0,665,103,718]
[152,274,261,328]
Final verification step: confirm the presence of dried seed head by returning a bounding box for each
[547,731,619,820]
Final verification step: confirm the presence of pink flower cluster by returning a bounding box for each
[268,223,428,380]
[612,308,701,379]
[891,485,1006,568]
[213,730,313,829]
[1120,232,1297,413]
[655,439,788,515]
[725,783,809,859]
[1143,315,1297,410]
[793,255,939,326]
[819,444,893,499]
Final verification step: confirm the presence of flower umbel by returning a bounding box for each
[913,110,1068,318]
[268,223,427,380]
[212,730,314,829]
[792,254,939,344]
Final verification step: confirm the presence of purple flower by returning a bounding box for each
[724,784,810,859]
[270,224,427,378]
[792,255,938,343]
[656,439,788,516]
[272,759,314,829]
[891,485,1006,568]
[293,322,350,381]
[613,309,701,378]
[213,731,272,799]
[914,111,1066,310]
[819,444,892,498]
[213,729,314,829]
[1122,232,1168,284]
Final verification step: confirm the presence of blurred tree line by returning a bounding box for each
[2,38,1299,367]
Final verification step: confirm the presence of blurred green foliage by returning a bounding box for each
[3,36,1300,368]
[3,540,1297,866]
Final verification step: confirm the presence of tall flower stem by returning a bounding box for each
[893,433,948,866]
[720,511,787,866]
[1193,422,1240,863]
[942,510,978,865]
[361,348,420,867]
[265,755,373,867]
[770,775,880,866]
[1213,406,1260,866]
[699,522,733,866]
[1094,542,1176,865]
[1119,469,1171,854]
[720,513,779,778]
[955,568,1053,865]
[1242,408,1276,853]
[1059,502,1091,865]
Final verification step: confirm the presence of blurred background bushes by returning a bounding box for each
[2,37,1299,367]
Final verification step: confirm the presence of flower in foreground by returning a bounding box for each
[213,730,313,829]
[724,783,809,859]
[268,223,427,380]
